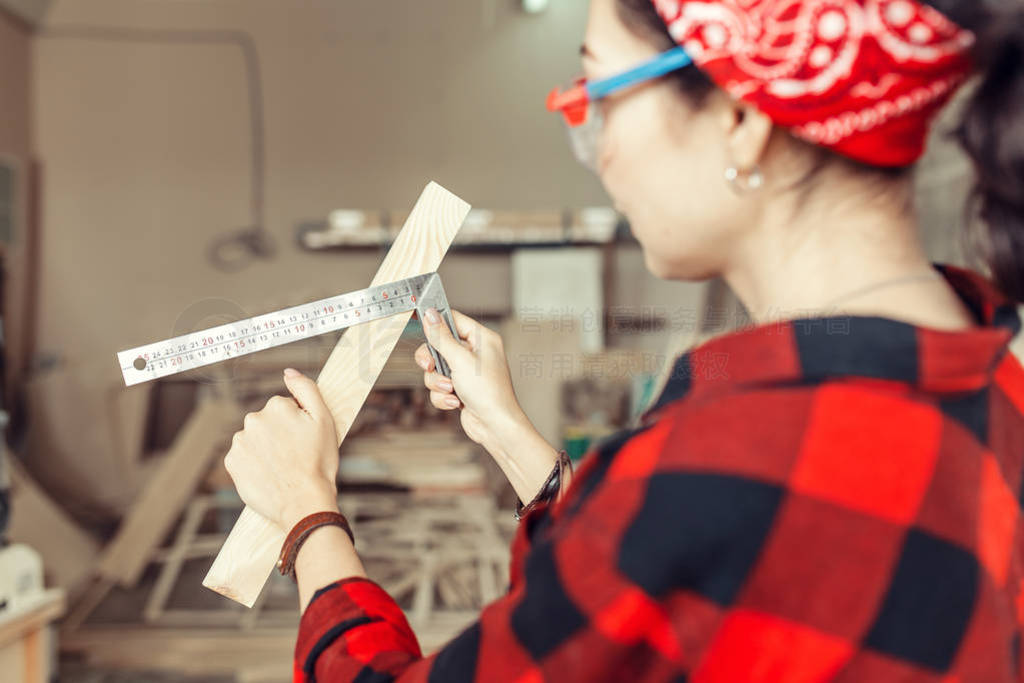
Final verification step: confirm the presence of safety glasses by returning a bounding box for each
[546,46,693,171]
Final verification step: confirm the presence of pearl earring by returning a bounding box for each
[724,164,764,194]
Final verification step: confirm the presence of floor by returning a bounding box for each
[60,664,233,683]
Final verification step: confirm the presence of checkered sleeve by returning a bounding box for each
[293,498,558,683]
[294,577,423,682]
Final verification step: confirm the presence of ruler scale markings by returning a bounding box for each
[117,272,434,386]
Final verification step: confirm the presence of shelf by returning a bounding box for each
[296,208,625,251]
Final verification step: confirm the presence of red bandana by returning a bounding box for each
[650,0,975,166]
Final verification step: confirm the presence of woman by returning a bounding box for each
[223,0,1024,680]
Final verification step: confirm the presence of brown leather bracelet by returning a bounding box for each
[277,510,354,581]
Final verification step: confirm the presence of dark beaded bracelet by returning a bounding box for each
[514,450,573,521]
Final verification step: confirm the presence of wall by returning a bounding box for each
[34,0,611,373]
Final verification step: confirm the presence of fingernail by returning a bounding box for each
[445,396,460,408]
[284,368,301,378]
[438,379,453,392]
[425,308,440,325]
[417,357,429,370]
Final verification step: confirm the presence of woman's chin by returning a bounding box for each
[639,249,676,280]
[640,248,717,283]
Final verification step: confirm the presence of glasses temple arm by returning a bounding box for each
[586,46,693,101]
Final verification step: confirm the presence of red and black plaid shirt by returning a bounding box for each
[295,262,1024,682]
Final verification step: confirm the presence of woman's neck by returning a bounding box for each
[720,180,978,331]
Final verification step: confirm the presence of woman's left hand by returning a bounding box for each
[224,368,341,533]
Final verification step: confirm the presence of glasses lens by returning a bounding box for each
[565,102,602,172]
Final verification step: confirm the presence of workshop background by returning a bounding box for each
[1,1,1021,682]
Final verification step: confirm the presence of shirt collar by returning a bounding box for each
[641,263,1023,423]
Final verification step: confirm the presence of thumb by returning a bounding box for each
[282,368,331,422]
[421,308,472,369]
[450,310,486,352]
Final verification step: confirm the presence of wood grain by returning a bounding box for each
[203,182,470,607]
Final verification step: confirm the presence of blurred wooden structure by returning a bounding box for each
[7,459,99,598]
[61,491,512,680]
[0,589,64,683]
[0,543,65,683]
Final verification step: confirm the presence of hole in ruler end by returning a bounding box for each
[133,357,147,371]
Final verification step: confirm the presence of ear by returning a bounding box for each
[718,99,774,169]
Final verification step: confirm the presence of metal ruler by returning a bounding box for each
[116,272,456,386]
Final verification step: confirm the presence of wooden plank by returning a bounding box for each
[203,181,470,607]
[110,382,153,471]
[61,627,297,677]
[7,459,99,596]
[143,497,210,623]
[63,620,477,674]
[95,398,240,587]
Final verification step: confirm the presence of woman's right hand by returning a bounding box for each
[415,307,564,505]
[414,308,525,452]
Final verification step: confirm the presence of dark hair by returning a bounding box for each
[615,0,1024,304]
[615,0,716,104]
[928,0,1024,304]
